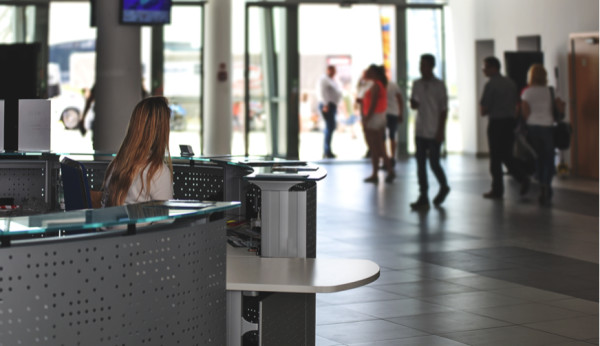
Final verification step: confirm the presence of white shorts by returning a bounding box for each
[366,112,386,130]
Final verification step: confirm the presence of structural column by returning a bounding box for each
[93,0,142,153]
[203,0,233,155]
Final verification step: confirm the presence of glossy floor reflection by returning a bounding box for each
[314,155,598,346]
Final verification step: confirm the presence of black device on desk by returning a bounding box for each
[179,145,194,157]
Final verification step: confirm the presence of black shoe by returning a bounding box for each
[433,186,450,206]
[483,191,503,199]
[410,197,430,210]
[381,159,395,170]
[323,152,336,159]
[385,171,396,183]
[364,176,378,183]
[520,178,530,196]
[538,185,552,205]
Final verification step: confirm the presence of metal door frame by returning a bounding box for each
[244,2,300,158]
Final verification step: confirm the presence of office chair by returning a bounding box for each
[60,157,93,210]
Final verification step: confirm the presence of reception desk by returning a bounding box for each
[0,153,379,346]
[0,200,240,345]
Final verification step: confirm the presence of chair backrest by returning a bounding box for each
[60,157,93,210]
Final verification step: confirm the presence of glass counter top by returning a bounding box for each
[0,151,113,158]
[0,152,327,181]
[0,200,240,237]
[0,152,309,169]
[0,151,212,163]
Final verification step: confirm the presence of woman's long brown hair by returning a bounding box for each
[102,96,173,206]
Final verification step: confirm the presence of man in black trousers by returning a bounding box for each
[480,56,530,199]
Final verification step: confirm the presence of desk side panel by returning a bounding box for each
[0,219,226,345]
[260,293,315,346]
[0,158,59,212]
[260,182,316,259]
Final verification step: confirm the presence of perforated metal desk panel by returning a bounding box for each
[0,201,240,346]
[0,152,60,212]
[0,153,254,216]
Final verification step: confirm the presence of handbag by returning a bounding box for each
[513,121,537,175]
[549,87,571,150]
[554,121,572,150]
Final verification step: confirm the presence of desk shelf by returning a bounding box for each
[227,255,380,293]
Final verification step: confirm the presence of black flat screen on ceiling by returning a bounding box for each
[120,0,171,25]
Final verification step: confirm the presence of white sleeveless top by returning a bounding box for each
[125,163,173,204]
[521,86,554,127]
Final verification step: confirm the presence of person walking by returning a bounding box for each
[317,65,342,159]
[362,64,395,183]
[479,56,530,199]
[385,78,404,167]
[409,54,450,210]
[520,64,565,204]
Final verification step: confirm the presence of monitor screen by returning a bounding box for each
[120,0,171,25]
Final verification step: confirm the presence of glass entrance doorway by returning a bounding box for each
[159,3,205,154]
[233,1,454,160]
[298,4,389,161]
[406,6,447,154]
[232,2,299,158]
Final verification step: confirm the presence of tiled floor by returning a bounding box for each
[314,155,598,346]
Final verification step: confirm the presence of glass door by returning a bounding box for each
[405,6,450,153]
[232,1,452,158]
[235,3,299,158]
[161,2,204,155]
[48,1,95,153]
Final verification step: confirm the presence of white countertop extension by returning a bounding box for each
[226,246,380,293]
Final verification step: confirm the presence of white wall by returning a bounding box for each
[449,0,599,155]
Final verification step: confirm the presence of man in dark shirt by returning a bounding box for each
[480,56,530,199]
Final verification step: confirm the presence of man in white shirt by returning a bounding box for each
[317,65,342,158]
[409,54,450,210]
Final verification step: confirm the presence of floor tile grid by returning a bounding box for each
[313,157,598,346]
[317,273,599,345]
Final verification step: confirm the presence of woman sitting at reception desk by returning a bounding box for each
[101,96,174,207]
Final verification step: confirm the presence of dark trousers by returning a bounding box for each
[319,102,337,155]
[416,137,448,197]
[487,118,527,195]
[527,125,555,187]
